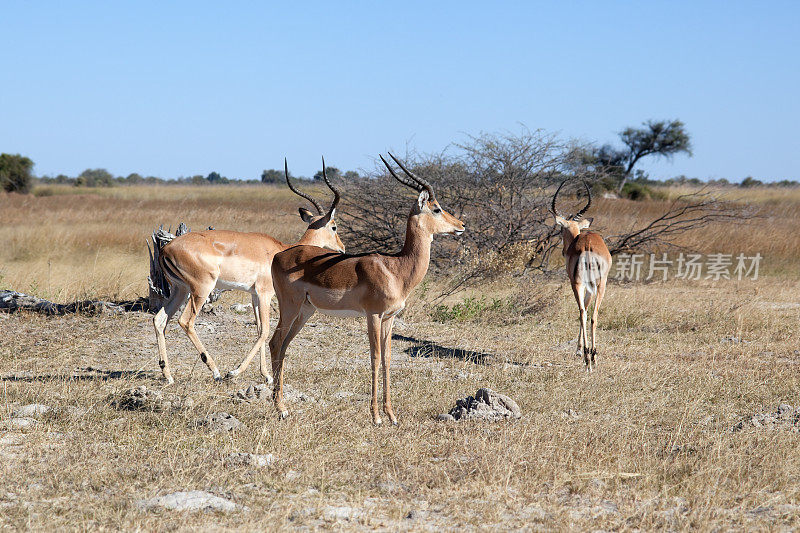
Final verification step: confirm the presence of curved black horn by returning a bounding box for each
[573,181,592,221]
[387,152,436,200]
[285,158,323,214]
[550,179,568,217]
[321,156,341,214]
[380,154,421,191]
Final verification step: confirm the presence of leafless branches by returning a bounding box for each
[335,130,752,298]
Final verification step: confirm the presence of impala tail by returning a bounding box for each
[576,251,609,295]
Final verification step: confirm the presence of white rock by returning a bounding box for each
[231,303,252,314]
[224,453,275,468]
[11,404,52,419]
[5,417,38,429]
[136,490,247,513]
[323,505,359,521]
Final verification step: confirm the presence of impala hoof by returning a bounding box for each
[262,374,274,386]
[164,377,175,386]
[225,370,239,380]
[278,410,289,420]
[373,418,383,427]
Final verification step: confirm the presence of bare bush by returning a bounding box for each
[606,188,755,255]
[337,130,753,299]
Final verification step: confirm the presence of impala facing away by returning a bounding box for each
[551,180,611,372]
[268,153,465,425]
[153,159,344,384]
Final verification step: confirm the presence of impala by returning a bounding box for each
[153,159,344,384]
[551,180,611,371]
[268,153,465,425]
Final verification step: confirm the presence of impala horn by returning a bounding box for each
[285,158,324,215]
[573,181,592,221]
[380,154,422,192]
[388,152,436,201]
[320,156,341,215]
[550,179,568,218]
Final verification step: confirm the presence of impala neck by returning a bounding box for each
[561,226,581,255]
[398,215,433,293]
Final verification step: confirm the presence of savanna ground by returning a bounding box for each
[1,184,799,531]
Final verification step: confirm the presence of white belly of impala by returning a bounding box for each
[316,307,365,318]
[215,279,255,292]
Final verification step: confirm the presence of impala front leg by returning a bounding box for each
[380,315,397,425]
[366,314,383,426]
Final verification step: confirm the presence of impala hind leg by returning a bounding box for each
[572,283,590,371]
[269,301,315,418]
[153,286,189,385]
[366,314,383,426]
[227,292,273,383]
[590,277,607,369]
[178,292,222,381]
[379,316,397,425]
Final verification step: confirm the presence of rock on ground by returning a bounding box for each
[135,490,247,513]
[3,417,38,430]
[195,412,246,433]
[224,453,274,468]
[733,403,800,432]
[112,386,178,412]
[11,404,52,419]
[232,383,270,403]
[232,382,317,404]
[440,388,522,421]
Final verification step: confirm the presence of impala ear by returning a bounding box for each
[578,218,593,229]
[329,208,336,221]
[299,207,315,224]
[417,190,430,209]
[554,215,569,228]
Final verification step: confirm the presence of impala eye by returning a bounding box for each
[433,207,442,214]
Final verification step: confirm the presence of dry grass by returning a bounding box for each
[1,184,800,530]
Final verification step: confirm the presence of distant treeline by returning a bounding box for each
[32,168,800,189]
[33,166,362,188]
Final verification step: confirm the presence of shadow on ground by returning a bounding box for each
[392,333,493,365]
[0,367,157,383]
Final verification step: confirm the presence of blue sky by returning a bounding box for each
[1,1,798,181]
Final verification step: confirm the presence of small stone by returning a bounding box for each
[5,417,38,429]
[11,404,52,419]
[195,412,246,434]
[322,505,359,521]
[135,490,247,513]
[332,391,354,401]
[231,303,252,314]
[436,413,455,422]
[224,453,274,468]
[444,388,522,421]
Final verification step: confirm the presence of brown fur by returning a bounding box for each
[268,196,465,425]
[555,216,612,371]
[153,211,343,385]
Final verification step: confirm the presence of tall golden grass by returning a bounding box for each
[0,183,795,301]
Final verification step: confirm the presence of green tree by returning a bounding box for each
[313,166,340,181]
[740,176,763,188]
[343,170,360,181]
[0,153,34,194]
[594,120,692,193]
[206,171,223,184]
[261,169,284,184]
[76,168,115,187]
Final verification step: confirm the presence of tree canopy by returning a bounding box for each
[593,119,692,193]
[0,153,34,194]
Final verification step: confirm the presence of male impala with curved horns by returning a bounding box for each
[269,153,465,425]
[153,159,344,385]
[551,180,611,372]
